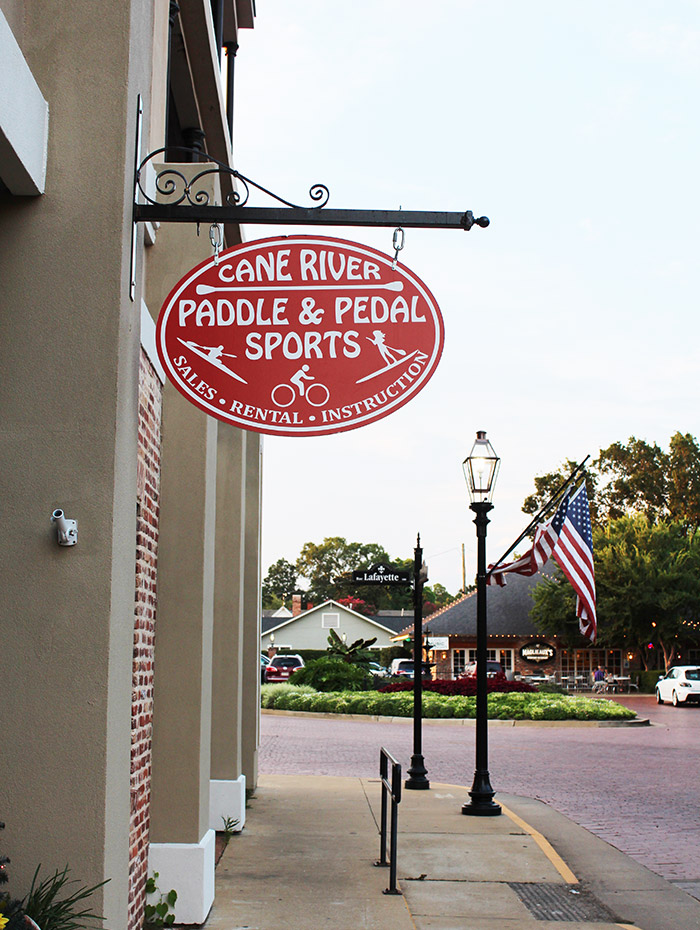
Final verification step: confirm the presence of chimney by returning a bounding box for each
[292,594,302,616]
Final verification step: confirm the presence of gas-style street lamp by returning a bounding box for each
[461,431,502,817]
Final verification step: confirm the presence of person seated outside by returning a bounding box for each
[592,666,607,693]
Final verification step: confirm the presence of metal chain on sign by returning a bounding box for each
[209,223,223,264]
[391,226,405,270]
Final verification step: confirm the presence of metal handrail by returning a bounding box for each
[375,747,402,895]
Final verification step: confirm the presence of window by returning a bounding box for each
[498,650,514,673]
[321,612,339,629]
[469,648,513,672]
[560,649,621,677]
[453,648,513,677]
[452,649,466,677]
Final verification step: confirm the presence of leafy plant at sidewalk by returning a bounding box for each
[144,872,177,928]
[3,865,107,930]
[218,815,240,857]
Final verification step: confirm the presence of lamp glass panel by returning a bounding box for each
[463,432,500,503]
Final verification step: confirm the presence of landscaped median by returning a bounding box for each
[261,684,638,721]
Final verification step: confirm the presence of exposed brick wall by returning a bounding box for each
[128,350,163,930]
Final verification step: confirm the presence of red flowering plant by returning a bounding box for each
[336,596,377,616]
[378,673,536,697]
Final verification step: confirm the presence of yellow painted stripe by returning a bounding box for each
[401,892,418,929]
[500,802,579,885]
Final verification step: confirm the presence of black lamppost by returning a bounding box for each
[462,431,502,817]
[405,534,430,790]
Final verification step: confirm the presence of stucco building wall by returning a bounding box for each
[0,1,260,927]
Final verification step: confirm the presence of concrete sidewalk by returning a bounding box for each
[208,774,700,930]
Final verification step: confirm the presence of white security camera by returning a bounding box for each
[51,509,78,546]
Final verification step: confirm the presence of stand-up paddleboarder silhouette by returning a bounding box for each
[367,330,407,365]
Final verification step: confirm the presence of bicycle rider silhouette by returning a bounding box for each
[289,364,315,395]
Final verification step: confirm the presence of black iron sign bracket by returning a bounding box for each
[132,145,490,232]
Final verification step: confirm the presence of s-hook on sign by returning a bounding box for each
[156,236,444,437]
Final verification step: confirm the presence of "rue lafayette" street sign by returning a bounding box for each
[156,235,444,437]
[351,564,411,586]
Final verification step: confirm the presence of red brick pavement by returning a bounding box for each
[260,695,700,894]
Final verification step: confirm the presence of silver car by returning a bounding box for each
[655,666,700,706]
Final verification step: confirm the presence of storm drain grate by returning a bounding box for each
[509,882,618,922]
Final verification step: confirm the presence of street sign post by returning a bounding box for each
[352,564,411,586]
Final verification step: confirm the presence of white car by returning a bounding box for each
[369,661,388,678]
[655,666,700,706]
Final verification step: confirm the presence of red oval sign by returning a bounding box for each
[156,235,444,437]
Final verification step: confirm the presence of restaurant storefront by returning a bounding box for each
[432,634,625,686]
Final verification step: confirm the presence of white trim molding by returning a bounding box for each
[141,300,166,383]
[0,9,49,195]
[148,830,215,925]
[209,775,246,832]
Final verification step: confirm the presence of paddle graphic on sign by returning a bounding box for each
[156,235,444,437]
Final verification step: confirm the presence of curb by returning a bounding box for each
[261,708,649,727]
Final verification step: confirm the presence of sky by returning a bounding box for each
[233,0,700,594]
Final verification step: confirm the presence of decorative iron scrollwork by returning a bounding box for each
[135,146,330,210]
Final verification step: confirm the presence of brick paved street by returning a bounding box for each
[260,695,700,897]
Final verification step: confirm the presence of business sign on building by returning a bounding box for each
[156,236,444,436]
[519,641,556,664]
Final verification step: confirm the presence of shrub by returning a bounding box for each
[306,692,340,713]
[260,686,637,721]
[378,676,536,697]
[260,683,315,708]
[637,670,665,693]
[291,657,372,692]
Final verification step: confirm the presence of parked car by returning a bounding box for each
[655,666,700,706]
[264,654,305,683]
[369,661,389,678]
[388,658,432,679]
[460,661,504,678]
[260,653,270,684]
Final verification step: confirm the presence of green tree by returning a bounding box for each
[523,432,700,529]
[296,537,390,602]
[529,571,580,649]
[286,538,452,611]
[531,516,700,670]
[522,459,599,521]
[423,582,453,610]
[596,438,668,523]
[262,557,299,609]
[668,432,700,529]
[379,556,414,610]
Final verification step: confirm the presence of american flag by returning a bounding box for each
[487,493,569,587]
[553,482,597,642]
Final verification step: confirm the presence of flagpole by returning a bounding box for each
[486,455,590,580]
